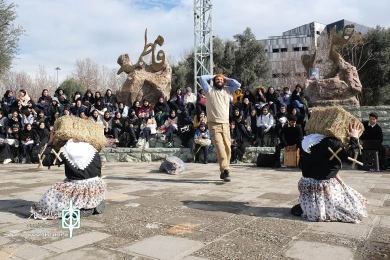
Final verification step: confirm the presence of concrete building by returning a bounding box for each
[259,19,371,89]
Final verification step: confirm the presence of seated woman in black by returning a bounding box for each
[229,120,245,164]
[293,121,368,223]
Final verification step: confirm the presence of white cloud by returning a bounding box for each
[11,0,390,83]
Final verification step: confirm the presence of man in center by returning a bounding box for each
[200,74,241,182]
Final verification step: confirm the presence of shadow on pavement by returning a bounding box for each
[181,200,304,221]
[0,199,36,219]
[105,176,224,185]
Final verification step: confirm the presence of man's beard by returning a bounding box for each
[214,81,223,89]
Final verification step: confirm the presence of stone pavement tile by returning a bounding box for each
[45,247,131,260]
[0,212,31,225]
[0,237,10,246]
[283,241,354,260]
[193,228,292,260]
[306,221,372,240]
[181,256,209,260]
[297,232,364,249]
[243,217,309,237]
[42,231,111,253]
[106,191,130,200]
[379,216,390,228]
[369,188,390,194]
[369,227,390,243]
[1,242,55,259]
[121,235,205,260]
[0,248,23,260]
[228,192,266,202]
[186,189,212,196]
[258,193,298,201]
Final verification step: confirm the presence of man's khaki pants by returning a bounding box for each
[208,122,231,173]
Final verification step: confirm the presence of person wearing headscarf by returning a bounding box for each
[161,110,178,148]
[153,96,170,127]
[177,108,193,148]
[90,98,107,116]
[82,90,95,107]
[290,84,309,116]
[265,87,279,115]
[103,89,117,112]
[169,87,185,113]
[20,123,35,163]
[89,109,104,126]
[1,90,16,115]
[34,121,50,147]
[72,91,82,106]
[102,111,113,138]
[193,122,210,164]
[193,110,208,129]
[36,89,52,114]
[139,111,156,148]
[3,124,20,164]
[131,100,141,116]
[17,89,31,107]
[229,120,245,164]
[71,99,87,117]
[256,106,275,147]
[196,88,207,116]
[138,98,154,119]
[116,102,129,118]
[243,89,255,104]
[47,97,64,118]
[124,109,140,147]
[184,87,197,116]
[112,112,125,143]
[0,111,9,139]
[54,88,69,105]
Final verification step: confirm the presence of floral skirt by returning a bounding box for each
[30,177,107,220]
[298,177,368,223]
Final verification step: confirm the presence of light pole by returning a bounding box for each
[55,67,61,88]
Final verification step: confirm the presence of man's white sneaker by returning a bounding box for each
[160,135,166,141]
[22,158,26,164]
[167,142,173,148]
[3,158,12,164]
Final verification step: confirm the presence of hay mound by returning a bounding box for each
[53,116,106,151]
[305,106,363,146]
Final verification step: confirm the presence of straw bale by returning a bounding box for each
[53,116,106,151]
[305,106,363,146]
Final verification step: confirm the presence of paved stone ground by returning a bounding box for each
[0,162,389,260]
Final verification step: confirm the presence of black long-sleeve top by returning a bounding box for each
[34,128,50,145]
[280,124,303,148]
[300,137,359,180]
[361,121,383,144]
[43,151,101,180]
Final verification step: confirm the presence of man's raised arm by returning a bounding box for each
[200,75,213,94]
[226,77,241,94]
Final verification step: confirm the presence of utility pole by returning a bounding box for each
[194,0,213,94]
[55,67,61,88]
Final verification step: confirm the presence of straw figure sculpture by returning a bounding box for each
[52,116,106,152]
[305,106,364,147]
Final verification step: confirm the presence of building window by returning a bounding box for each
[302,47,309,51]
[293,47,300,51]
[265,49,267,52]
[272,74,278,78]
[316,31,320,35]
[281,48,288,52]
[272,49,279,53]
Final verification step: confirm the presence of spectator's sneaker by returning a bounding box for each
[223,169,231,182]
[114,138,119,143]
[3,158,12,164]
[22,158,26,164]
[230,160,237,164]
[167,142,173,148]
[14,158,19,163]
[144,142,149,149]
[180,144,185,148]
[160,135,166,141]
[260,140,265,147]
[177,109,182,114]
[270,141,275,147]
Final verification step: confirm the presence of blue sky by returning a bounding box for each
[11,0,390,83]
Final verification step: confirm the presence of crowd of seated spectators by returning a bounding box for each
[0,84,312,165]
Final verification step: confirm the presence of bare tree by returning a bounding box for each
[272,51,307,90]
[32,65,57,100]
[72,58,100,92]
